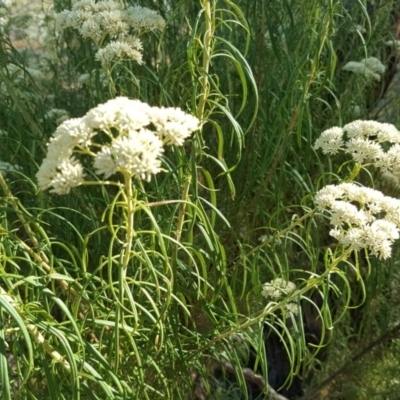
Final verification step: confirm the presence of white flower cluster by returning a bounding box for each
[36,97,199,194]
[315,183,400,259]
[342,57,386,81]
[262,278,299,315]
[95,37,143,67]
[93,129,164,179]
[314,120,400,172]
[56,0,165,67]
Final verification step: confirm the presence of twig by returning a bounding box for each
[220,357,290,400]
[0,287,70,371]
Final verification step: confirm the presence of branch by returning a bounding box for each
[220,357,290,400]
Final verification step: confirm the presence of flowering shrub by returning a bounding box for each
[315,183,400,259]
[314,120,400,259]
[314,120,400,171]
[2,0,400,399]
[36,97,199,194]
[56,0,165,68]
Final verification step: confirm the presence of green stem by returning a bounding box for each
[175,175,192,245]
[229,209,315,272]
[186,246,353,361]
[122,173,136,272]
[171,0,214,269]
[114,173,136,372]
[196,0,214,122]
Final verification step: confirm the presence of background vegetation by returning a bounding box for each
[1,0,400,399]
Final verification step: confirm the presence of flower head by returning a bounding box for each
[124,6,166,33]
[37,97,199,194]
[56,1,165,66]
[313,127,344,155]
[315,183,400,259]
[262,278,298,315]
[151,107,200,146]
[84,97,151,132]
[343,57,386,81]
[37,157,85,195]
[262,278,296,299]
[94,129,164,180]
[343,120,400,142]
[314,120,400,173]
[95,38,143,67]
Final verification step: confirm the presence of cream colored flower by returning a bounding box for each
[55,0,165,64]
[314,120,400,173]
[83,96,151,131]
[314,127,344,155]
[315,183,400,259]
[95,39,143,67]
[124,6,166,33]
[37,157,85,195]
[343,120,400,142]
[342,57,386,81]
[262,278,298,315]
[94,129,164,180]
[37,97,199,193]
[262,278,296,299]
[151,107,200,146]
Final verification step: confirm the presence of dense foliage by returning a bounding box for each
[1,0,400,399]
